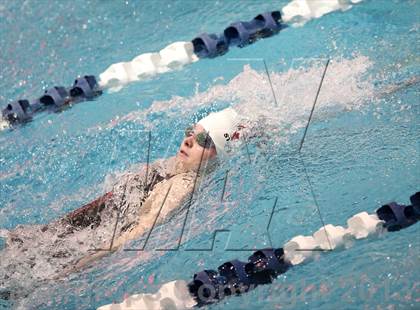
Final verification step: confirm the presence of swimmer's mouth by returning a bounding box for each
[180,149,188,157]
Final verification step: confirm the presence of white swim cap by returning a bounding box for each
[198,107,241,155]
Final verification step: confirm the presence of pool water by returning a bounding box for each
[0,0,419,309]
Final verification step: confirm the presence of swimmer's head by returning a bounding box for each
[198,107,240,156]
[176,123,217,171]
[176,108,241,171]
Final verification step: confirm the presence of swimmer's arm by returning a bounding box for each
[65,173,193,273]
[107,173,194,250]
[61,157,173,227]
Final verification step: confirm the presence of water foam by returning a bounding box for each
[112,55,375,135]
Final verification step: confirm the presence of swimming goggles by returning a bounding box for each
[184,126,215,149]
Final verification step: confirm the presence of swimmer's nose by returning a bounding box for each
[184,135,194,148]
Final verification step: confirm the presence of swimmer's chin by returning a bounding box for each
[174,153,200,173]
[175,152,185,163]
[174,154,189,170]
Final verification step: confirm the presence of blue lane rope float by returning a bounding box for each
[223,11,284,48]
[191,33,228,59]
[377,199,420,232]
[409,191,420,215]
[1,0,364,128]
[39,86,69,108]
[192,10,284,58]
[97,191,419,309]
[70,75,103,99]
[2,100,35,124]
[2,75,101,125]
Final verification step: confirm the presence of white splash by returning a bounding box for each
[110,55,374,135]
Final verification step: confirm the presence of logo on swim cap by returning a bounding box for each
[221,124,246,154]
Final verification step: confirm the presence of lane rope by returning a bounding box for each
[1,0,363,127]
[97,191,420,310]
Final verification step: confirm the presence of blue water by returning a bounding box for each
[0,0,419,309]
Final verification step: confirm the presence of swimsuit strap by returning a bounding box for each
[64,192,113,228]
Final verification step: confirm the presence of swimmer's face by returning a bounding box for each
[176,124,217,170]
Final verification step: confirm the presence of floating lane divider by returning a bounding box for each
[1,0,363,128]
[1,75,102,126]
[97,191,420,310]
